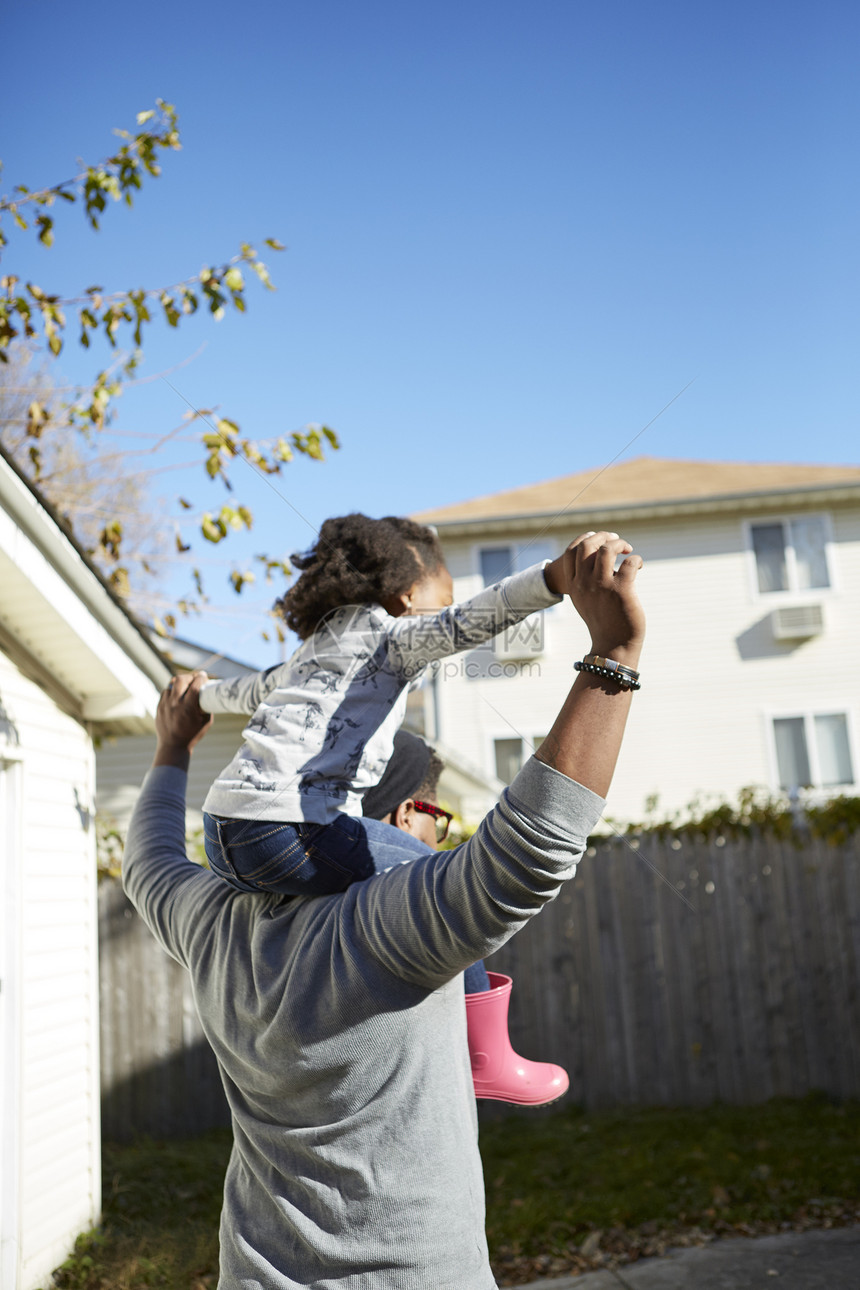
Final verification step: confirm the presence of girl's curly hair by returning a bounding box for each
[277,513,445,639]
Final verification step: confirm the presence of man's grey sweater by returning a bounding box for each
[123,756,604,1289]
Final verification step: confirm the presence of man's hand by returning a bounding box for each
[554,531,645,667]
[544,532,620,596]
[536,532,645,795]
[153,671,213,770]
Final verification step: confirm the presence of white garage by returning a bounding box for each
[0,443,169,1290]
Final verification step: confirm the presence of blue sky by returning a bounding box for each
[5,0,859,665]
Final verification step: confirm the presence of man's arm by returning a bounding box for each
[534,531,644,796]
[123,677,229,967]
[351,532,646,985]
[350,757,604,987]
[150,673,211,768]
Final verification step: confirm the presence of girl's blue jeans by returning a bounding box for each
[202,811,490,993]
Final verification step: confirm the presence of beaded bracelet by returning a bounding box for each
[583,653,640,681]
[574,656,641,691]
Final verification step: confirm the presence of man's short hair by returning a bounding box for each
[415,749,444,802]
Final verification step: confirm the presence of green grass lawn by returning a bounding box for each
[481,1094,860,1283]
[49,1095,859,1289]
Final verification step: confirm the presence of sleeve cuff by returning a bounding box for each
[141,764,190,802]
[197,681,220,714]
[501,561,564,612]
[505,755,605,840]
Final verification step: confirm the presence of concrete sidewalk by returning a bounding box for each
[516,1227,860,1289]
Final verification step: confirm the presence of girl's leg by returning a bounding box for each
[296,813,434,885]
[204,810,444,898]
[203,810,438,898]
[203,812,374,897]
[203,813,283,893]
[464,961,491,993]
[353,815,437,871]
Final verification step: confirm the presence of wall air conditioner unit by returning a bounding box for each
[771,604,824,641]
[493,613,546,661]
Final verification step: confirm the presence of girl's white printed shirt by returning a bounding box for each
[199,561,561,824]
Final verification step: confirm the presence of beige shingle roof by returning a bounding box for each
[413,456,860,525]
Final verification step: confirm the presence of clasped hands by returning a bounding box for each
[154,670,212,766]
[543,530,645,668]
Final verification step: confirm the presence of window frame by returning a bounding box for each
[764,706,858,794]
[743,512,836,602]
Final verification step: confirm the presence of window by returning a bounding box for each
[493,735,545,784]
[477,543,555,665]
[479,541,555,587]
[480,548,514,586]
[750,516,830,594]
[772,712,854,791]
[494,737,524,784]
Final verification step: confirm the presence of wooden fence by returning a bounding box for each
[488,828,859,1112]
[98,829,860,1138]
[99,883,230,1139]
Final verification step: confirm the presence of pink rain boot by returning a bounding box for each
[464,971,569,1106]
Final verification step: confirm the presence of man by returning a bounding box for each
[123,531,644,1289]
[361,729,448,851]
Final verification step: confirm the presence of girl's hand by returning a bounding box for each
[559,531,645,666]
[543,530,618,596]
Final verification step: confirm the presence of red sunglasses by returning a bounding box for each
[412,800,454,842]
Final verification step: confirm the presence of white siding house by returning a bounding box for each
[413,457,860,826]
[0,446,169,1290]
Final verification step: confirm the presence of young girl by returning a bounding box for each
[197,512,567,894]
[192,512,571,1103]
